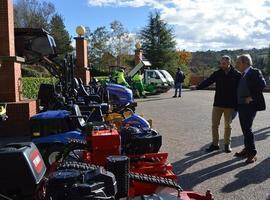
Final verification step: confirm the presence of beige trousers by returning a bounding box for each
[212,106,234,146]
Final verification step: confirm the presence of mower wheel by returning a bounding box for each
[43,144,64,168]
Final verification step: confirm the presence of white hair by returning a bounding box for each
[237,54,253,66]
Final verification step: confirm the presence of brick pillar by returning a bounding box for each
[135,49,143,65]
[75,37,90,85]
[0,0,37,136]
[0,0,15,57]
[0,0,19,102]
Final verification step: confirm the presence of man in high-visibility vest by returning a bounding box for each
[132,71,146,98]
[116,69,130,87]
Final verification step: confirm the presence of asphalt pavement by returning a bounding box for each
[136,89,270,200]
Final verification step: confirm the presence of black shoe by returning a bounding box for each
[173,95,177,98]
[178,95,181,97]
[234,149,248,158]
[224,144,232,153]
[206,144,220,152]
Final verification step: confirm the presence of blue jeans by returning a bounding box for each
[238,104,257,156]
[174,82,182,97]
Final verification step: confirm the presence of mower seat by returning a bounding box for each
[74,78,89,97]
[70,104,104,133]
[77,78,102,104]
[71,104,87,128]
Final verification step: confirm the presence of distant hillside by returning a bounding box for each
[190,48,269,76]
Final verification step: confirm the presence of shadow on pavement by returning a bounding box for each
[222,157,270,193]
[230,126,270,149]
[172,144,221,175]
[175,155,246,190]
[172,126,270,190]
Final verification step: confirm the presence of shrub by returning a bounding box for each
[22,77,56,99]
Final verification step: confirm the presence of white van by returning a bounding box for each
[144,69,170,93]
[159,70,174,87]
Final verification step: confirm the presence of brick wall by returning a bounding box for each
[0,100,37,136]
[0,61,22,102]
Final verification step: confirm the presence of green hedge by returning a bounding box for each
[22,77,56,99]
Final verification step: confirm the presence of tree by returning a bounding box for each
[109,20,134,67]
[266,45,270,75]
[49,14,73,56]
[85,26,110,71]
[176,50,192,86]
[14,0,55,30]
[140,11,178,71]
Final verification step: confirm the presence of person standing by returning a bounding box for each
[116,68,130,88]
[193,55,241,153]
[234,54,266,164]
[173,68,185,97]
[132,71,146,98]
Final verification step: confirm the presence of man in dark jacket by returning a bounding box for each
[234,54,266,164]
[173,67,185,97]
[194,55,241,153]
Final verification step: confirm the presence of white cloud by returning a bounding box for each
[88,0,270,51]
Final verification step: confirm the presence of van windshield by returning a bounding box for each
[155,70,167,82]
[160,70,174,82]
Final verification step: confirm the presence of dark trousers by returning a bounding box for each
[238,104,257,156]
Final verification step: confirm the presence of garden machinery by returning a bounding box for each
[30,103,149,167]
[15,28,136,113]
[0,142,214,200]
[8,28,215,200]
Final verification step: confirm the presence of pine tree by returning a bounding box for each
[140,11,178,70]
[49,14,73,57]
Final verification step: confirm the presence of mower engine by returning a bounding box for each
[120,126,162,155]
[0,142,118,200]
[46,167,117,200]
[0,142,46,199]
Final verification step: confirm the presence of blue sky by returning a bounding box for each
[48,0,151,38]
[47,0,270,51]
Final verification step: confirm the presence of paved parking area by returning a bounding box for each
[136,89,270,200]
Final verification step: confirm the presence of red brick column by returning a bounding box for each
[0,0,37,136]
[0,0,15,57]
[135,49,143,65]
[75,37,90,85]
[0,0,19,102]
